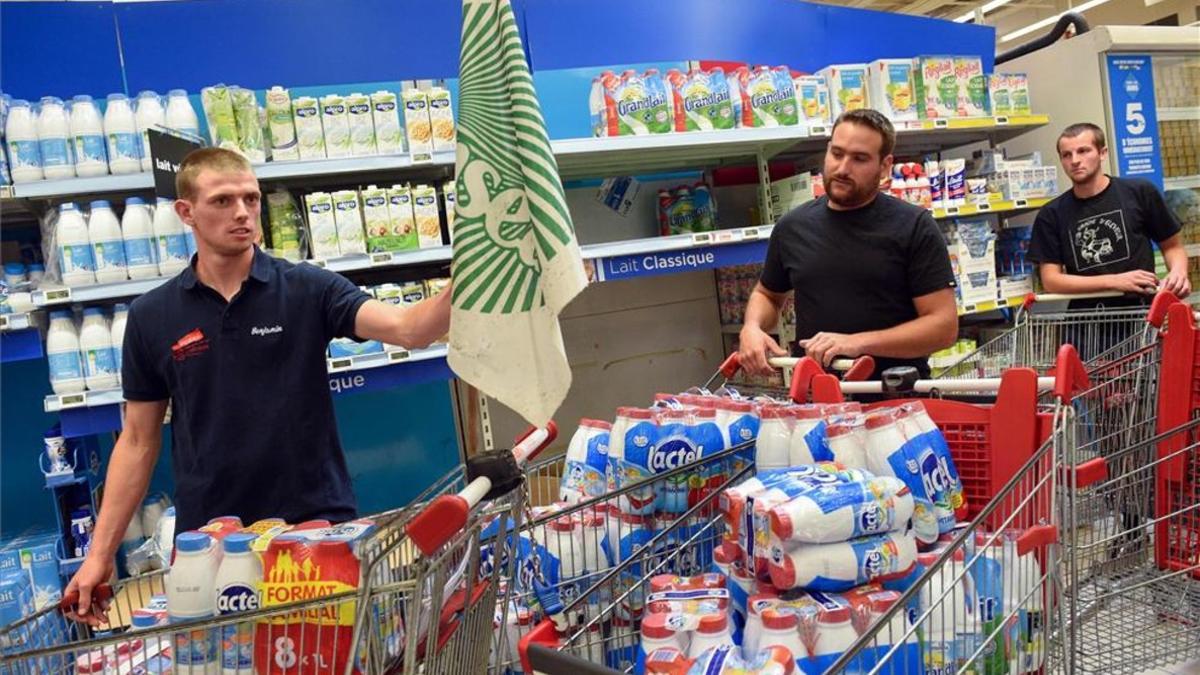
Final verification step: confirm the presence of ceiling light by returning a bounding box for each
[1000,0,1115,42]
[954,0,1016,24]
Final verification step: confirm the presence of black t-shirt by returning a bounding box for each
[122,247,372,532]
[1029,175,1180,282]
[760,194,955,377]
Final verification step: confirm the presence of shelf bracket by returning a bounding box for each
[757,146,772,226]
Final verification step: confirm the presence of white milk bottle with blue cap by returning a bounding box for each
[789,405,828,465]
[111,303,128,383]
[69,95,108,177]
[756,407,793,472]
[135,91,166,172]
[88,200,128,283]
[5,99,43,182]
[865,410,940,545]
[214,532,260,675]
[80,308,118,390]
[767,530,918,591]
[37,97,74,179]
[57,203,97,286]
[166,90,201,138]
[46,311,85,395]
[560,419,611,504]
[122,197,158,279]
[169,531,219,674]
[154,197,190,275]
[104,94,142,174]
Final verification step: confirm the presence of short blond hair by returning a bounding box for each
[176,147,253,201]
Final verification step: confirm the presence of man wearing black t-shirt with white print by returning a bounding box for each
[1029,122,1189,305]
[738,109,958,378]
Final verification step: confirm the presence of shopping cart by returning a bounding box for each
[518,352,1077,674]
[1054,296,1200,674]
[0,424,558,675]
[934,292,1164,380]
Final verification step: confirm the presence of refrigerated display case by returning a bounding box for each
[998,25,1200,293]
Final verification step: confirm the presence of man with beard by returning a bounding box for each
[1029,122,1188,306]
[738,108,957,378]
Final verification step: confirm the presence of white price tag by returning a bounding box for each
[370,252,393,266]
[305,258,328,269]
[43,288,72,304]
[1014,199,1029,208]
[411,152,433,164]
[809,125,828,136]
[387,349,411,363]
[691,233,713,246]
[976,203,992,212]
[0,315,8,331]
[58,393,87,410]
[934,119,949,129]
[742,227,761,240]
[327,358,353,373]
[994,116,1010,126]
[945,206,960,216]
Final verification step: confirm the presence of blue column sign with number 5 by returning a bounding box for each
[1106,54,1163,189]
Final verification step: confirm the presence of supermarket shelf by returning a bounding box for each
[552,127,806,180]
[958,293,1025,317]
[4,173,153,200]
[583,225,773,282]
[44,344,450,413]
[1186,244,1200,257]
[312,245,453,273]
[1164,175,1200,191]
[931,197,1050,220]
[1159,107,1200,122]
[0,312,33,332]
[0,151,456,204]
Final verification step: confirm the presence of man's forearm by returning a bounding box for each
[91,437,158,559]
[744,287,783,333]
[855,313,957,359]
[388,294,451,349]
[1163,244,1188,277]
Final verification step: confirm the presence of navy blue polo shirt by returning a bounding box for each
[122,247,372,533]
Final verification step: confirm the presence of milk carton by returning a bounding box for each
[736,67,799,128]
[265,86,299,161]
[988,74,1012,117]
[795,75,831,127]
[371,90,404,154]
[291,95,326,160]
[868,59,918,122]
[914,56,959,119]
[411,184,442,248]
[346,93,377,156]
[767,476,915,544]
[320,94,351,158]
[304,191,341,259]
[608,71,672,135]
[819,64,869,118]
[955,57,989,117]
[360,185,393,253]
[670,68,735,132]
[257,520,376,675]
[402,89,432,159]
[331,189,366,255]
[1008,73,1032,116]
[385,184,419,251]
[427,87,455,152]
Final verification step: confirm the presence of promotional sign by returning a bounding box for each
[149,127,204,200]
[1106,54,1163,189]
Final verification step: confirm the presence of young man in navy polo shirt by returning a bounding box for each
[67,148,452,623]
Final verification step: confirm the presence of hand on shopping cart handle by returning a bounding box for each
[736,326,789,376]
[798,332,864,369]
[60,581,113,626]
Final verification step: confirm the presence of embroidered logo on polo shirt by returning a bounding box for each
[172,328,210,362]
[250,325,283,337]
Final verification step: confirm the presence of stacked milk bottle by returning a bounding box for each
[53,197,185,287]
[4,90,201,182]
[46,306,125,394]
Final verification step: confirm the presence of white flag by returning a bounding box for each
[448,0,588,426]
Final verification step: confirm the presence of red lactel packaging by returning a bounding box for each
[255,519,376,675]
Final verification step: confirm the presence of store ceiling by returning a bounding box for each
[816,0,1050,24]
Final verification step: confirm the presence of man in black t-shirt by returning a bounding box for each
[1028,122,1188,305]
[738,109,958,378]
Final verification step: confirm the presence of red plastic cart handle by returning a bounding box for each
[718,352,742,378]
[1053,345,1089,401]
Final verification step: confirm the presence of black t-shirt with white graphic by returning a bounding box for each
[1029,176,1181,280]
[760,193,955,378]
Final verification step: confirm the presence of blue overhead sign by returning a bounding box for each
[1106,54,1164,189]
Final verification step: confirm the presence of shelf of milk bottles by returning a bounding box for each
[582,224,774,282]
[930,197,1051,220]
[43,344,452,414]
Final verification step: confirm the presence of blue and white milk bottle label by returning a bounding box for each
[158,234,189,263]
[124,237,157,267]
[38,138,71,168]
[93,239,128,271]
[48,351,84,382]
[107,132,142,162]
[75,135,107,164]
[84,347,117,377]
[60,244,96,273]
[7,140,41,170]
